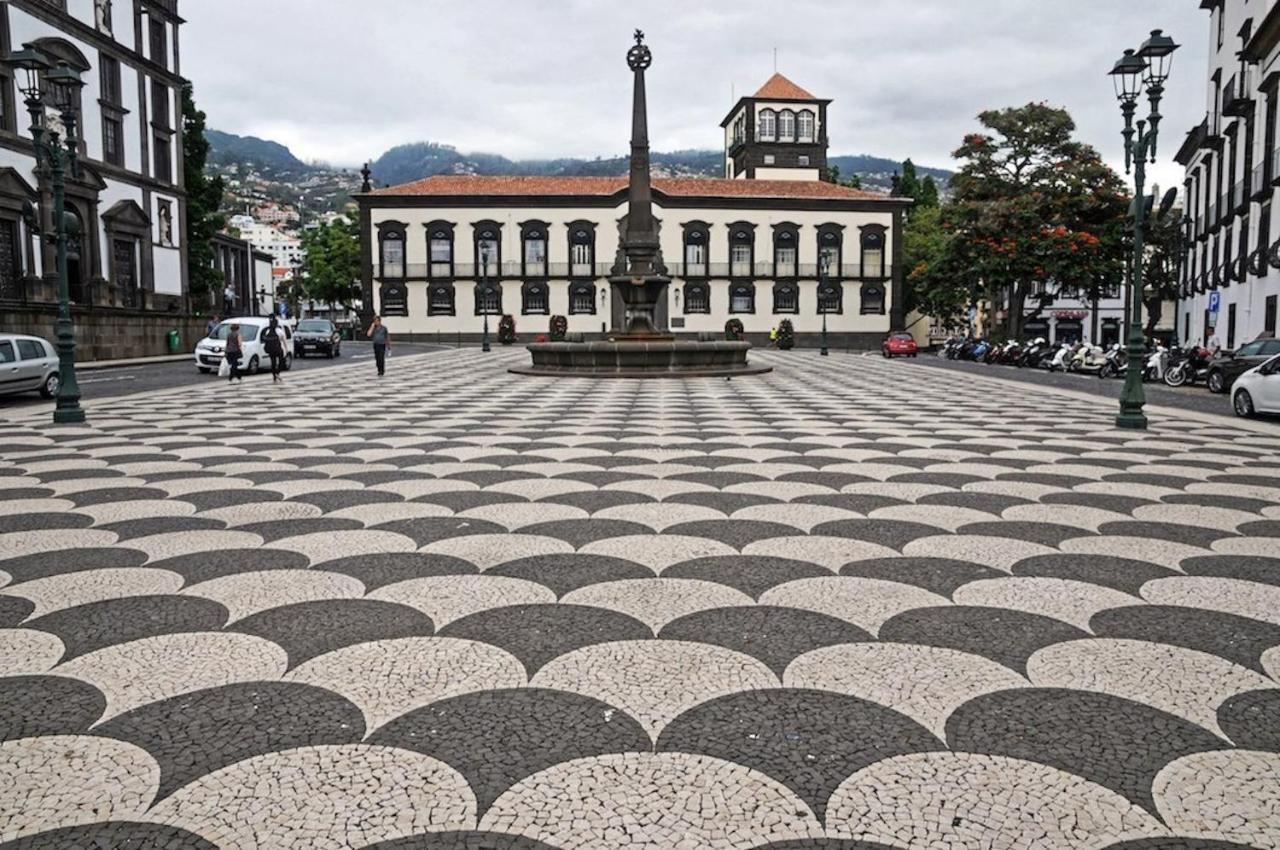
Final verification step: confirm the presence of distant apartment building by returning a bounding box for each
[1175,0,1280,348]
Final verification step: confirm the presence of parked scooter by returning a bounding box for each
[1045,342,1075,372]
[1070,343,1108,373]
[1098,344,1127,379]
[1143,342,1168,383]
[1018,338,1049,367]
[1164,344,1212,388]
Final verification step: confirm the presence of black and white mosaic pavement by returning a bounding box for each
[1,349,1279,850]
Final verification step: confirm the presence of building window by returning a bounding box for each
[428,283,455,316]
[522,224,548,277]
[521,281,548,315]
[568,223,595,277]
[100,54,121,105]
[730,282,756,313]
[763,154,775,165]
[798,110,815,143]
[861,283,885,315]
[428,225,453,278]
[773,227,797,277]
[475,283,502,315]
[1217,7,1225,49]
[818,283,843,314]
[113,237,139,308]
[569,281,596,315]
[0,218,23,301]
[759,109,777,141]
[474,223,501,277]
[153,134,171,182]
[733,113,746,145]
[150,17,167,68]
[380,229,405,278]
[773,283,798,313]
[818,226,843,277]
[779,110,796,142]
[860,228,886,278]
[682,224,709,277]
[729,224,755,277]
[103,116,123,166]
[684,283,710,314]
[798,155,810,166]
[151,81,169,128]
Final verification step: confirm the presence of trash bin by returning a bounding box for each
[340,327,354,341]
[166,329,180,353]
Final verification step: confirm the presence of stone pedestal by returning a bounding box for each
[513,340,771,378]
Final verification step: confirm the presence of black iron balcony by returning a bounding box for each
[1223,72,1256,117]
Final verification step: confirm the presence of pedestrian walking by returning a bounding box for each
[205,314,221,337]
[366,315,390,376]
[768,326,778,348]
[225,323,244,383]
[262,315,286,382]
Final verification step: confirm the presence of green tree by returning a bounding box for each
[299,218,361,315]
[942,103,1129,339]
[825,164,862,189]
[182,82,226,312]
[899,159,921,202]
[1142,203,1183,335]
[918,175,940,209]
[903,204,971,326]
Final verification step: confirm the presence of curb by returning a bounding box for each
[77,354,191,371]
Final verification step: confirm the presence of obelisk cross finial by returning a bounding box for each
[634,29,644,45]
[627,30,652,71]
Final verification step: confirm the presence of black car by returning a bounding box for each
[1206,337,1280,393]
[292,319,342,358]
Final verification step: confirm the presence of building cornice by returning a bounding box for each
[356,189,909,214]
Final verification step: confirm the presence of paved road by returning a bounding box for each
[1,349,1278,849]
[906,351,1279,422]
[0,341,448,417]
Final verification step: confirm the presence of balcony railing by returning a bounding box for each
[1223,70,1256,118]
[375,261,896,282]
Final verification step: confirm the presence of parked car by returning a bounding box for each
[293,319,342,358]
[0,334,59,398]
[1206,337,1280,393]
[882,332,919,358]
[194,317,293,375]
[1232,353,1280,417]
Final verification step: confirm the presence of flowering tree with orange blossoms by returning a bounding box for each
[934,103,1130,339]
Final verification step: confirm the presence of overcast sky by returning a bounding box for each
[182,0,1208,190]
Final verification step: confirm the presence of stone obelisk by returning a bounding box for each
[609,29,671,337]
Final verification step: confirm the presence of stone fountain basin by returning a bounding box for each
[511,340,772,378]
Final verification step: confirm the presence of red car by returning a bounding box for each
[882,332,919,358]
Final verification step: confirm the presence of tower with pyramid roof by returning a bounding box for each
[719,72,831,181]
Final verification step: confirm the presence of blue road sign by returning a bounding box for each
[1208,291,1221,312]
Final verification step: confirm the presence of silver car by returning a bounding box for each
[0,334,59,398]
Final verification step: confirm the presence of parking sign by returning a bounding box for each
[1208,291,1221,312]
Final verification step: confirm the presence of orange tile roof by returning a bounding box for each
[371,174,889,202]
[752,73,817,100]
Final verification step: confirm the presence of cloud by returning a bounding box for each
[181,0,1206,188]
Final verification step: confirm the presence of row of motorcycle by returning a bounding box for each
[938,337,1213,387]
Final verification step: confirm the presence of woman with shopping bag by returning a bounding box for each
[224,324,244,382]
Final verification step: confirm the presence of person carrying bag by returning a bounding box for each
[224,323,244,383]
[263,316,286,382]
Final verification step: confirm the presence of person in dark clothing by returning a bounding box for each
[225,324,244,382]
[262,316,286,382]
[366,315,390,376]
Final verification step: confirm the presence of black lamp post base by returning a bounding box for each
[53,406,85,424]
[1114,411,1148,429]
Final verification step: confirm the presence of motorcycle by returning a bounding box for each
[1164,345,1212,388]
[1143,343,1168,383]
[1070,344,1108,373]
[1018,337,1049,367]
[998,340,1024,365]
[1098,344,1127,379]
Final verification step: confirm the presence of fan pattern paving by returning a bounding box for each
[1,349,1279,850]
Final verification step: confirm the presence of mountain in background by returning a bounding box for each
[205,131,953,210]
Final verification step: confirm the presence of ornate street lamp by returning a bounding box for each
[818,253,833,356]
[1108,29,1179,430]
[5,46,86,424]
[480,244,492,352]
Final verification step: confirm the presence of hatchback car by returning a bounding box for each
[195,317,293,375]
[293,319,341,358]
[0,334,59,398]
[1233,353,1280,417]
[1206,337,1280,393]
[881,332,919,358]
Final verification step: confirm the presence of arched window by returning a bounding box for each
[728,223,755,278]
[569,281,596,315]
[684,282,710,314]
[568,221,596,277]
[798,110,816,143]
[521,221,548,278]
[682,221,710,277]
[521,281,549,315]
[773,282,798,314]
[425,221,454,278]
[818,281,843,315]
[860,226,886,279]
[475,281,503,315]
[779,110,796,142]
[473,221,501,278]
[758,109,777,142]
[730,282,756,314]
[817,224,844,278]
[772,223,799,278]
[377,221,406,278]
[860,282,885,315]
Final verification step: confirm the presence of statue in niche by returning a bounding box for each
[95,0,113,34]
[158,203,173,247]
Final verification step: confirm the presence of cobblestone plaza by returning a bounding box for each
[1,350,1278,849]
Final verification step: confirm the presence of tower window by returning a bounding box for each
[779,110,796,142]
[798,110,815,143]
[759,109,777,141]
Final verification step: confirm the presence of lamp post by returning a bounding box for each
[480,245,492,352]
[5,47,87,424]
[818,253,833,356]
[290,256,303,320]
[1108,29,1179,430]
